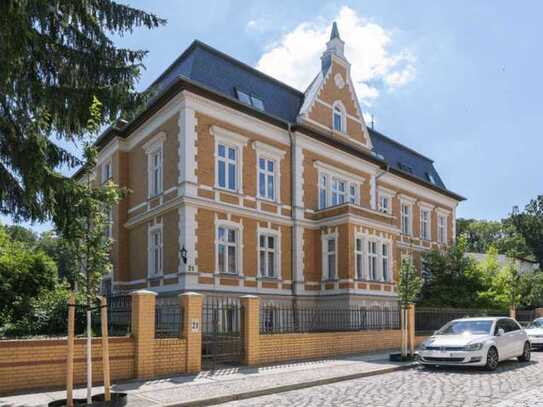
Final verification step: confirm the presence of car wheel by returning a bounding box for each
[518,342,531,362]
[485,347,499,371]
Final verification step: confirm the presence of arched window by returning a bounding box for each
[332,102,345,133]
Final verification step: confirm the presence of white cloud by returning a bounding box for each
[255,6,416,107]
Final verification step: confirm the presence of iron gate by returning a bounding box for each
[201,297,244,369]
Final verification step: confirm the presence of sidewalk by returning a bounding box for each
[0,351,415,407]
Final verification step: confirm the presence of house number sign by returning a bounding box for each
[191,319,200,333]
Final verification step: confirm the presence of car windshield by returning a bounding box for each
[530,319,543,328]
[436,320,493,335]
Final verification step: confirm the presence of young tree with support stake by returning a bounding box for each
[61,97,123,406]
[398,257,423,358]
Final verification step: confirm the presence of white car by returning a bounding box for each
[418,317,531,371]
[525,317,543,349]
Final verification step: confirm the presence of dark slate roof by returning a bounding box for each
[148,40,453,195]
[369,129,446,189]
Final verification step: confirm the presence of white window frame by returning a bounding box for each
[331,176,347,206]
[378,188,394,214]
[401,202,412,236]
[212,126,248,194]
[148,224,163,278]
[252,141,286,203]
[215,220,243,276]
[420,207,431,240]
[257,228,281,279]
[437,212,448,244]
[332,101,346,133]
[368,240,378,281]
[143,132,166,198]
[382,243,389,282]
[105,208,113,240]
[314,161,363,210]
[101,159,112,184]
[355,235,365,280]
[322,233,338,281]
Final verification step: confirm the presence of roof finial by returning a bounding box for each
[330,21,341,40]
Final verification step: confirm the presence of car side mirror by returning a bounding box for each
[496,328,505,336]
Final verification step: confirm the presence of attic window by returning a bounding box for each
[235,88,265,111]
[398,162,413,174]
[426,172,436,184]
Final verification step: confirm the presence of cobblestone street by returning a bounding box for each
[223,352,543,407]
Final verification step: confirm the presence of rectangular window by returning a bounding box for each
[102,160,112,184]
[149,149,162,197]
[218,226,237,274]
[420,209,430,240]
[379,195,390,214]
[217,143,237,191]
[258,157,276,200]
[401,203,411,235]
[331,177,346,206]
[438,215,447,243]
[333,106,343,132]
[319,174,327,209]
[325,237,336,280]
[355,237,364,280]
[368,241,377,280]
[349,183,357,204]
[382,243,389,281]
[259,234,277,278]
[149,227,162,276]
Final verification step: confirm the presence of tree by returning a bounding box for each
[420,235,491,308]
[0,226,57,330]
[0,0,164,230]
[397,258,423,357]
[519,272,543,309]
[511,196,543,267]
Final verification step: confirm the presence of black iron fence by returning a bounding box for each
[415,307,508,334]
[155,296,183,338]
[260,305,400,334]
[104,294,132,336]
[516,309,536,326]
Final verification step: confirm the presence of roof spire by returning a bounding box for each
[330,21,341,40]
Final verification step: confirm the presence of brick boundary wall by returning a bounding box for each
[0,290,198,396]
[0,336,135,395]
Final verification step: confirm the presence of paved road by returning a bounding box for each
[223,351,543,407]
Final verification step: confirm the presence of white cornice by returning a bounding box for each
[314,160,365,183]
[210,125,249,146]
[252,140,287,159]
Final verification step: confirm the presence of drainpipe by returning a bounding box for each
[288,123,298,304]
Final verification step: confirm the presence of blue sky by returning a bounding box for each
[3,0,542,232]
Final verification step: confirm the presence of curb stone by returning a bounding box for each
[164,362,417,407]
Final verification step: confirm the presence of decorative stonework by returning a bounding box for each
[334,73,345,89]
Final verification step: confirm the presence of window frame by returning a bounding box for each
[215,220,243,276]
[420,207,431,240]
[401,202,412,236]
[355,236,365,280]
[315,162,363,210]
[143,132,166,199]
[148,224,163,278]
[212,126,248,194]
[257,229,281,279]
[332,101,346,133]
[101,159,112,184]
[322,233,338,281]
[368,240,378,281]
[437,213,448,244]
[382,243,389,282]
[216,142,238,192]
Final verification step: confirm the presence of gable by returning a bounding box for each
[298,57,372,150]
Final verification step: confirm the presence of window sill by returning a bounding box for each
[257,276,280,281]
[215,186,242,196]
[217,272,241,278]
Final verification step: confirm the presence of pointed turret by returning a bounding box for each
[321,21,347,72]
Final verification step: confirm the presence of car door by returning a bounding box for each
[494,319,512,359]
[505,318,525,356]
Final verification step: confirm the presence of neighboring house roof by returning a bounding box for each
[466,252,540,273]
[89,39,463,200]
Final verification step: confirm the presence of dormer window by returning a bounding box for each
[332,102,345,133]
[235,88,264,111]
[426,172,436,184]
[398,162,413,174]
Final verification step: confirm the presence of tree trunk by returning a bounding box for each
[86,309,92,404]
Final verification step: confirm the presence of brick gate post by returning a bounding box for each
[180,292,203,373]
[240,295,260,366]
[130,290,157,379]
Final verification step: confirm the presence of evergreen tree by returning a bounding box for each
[0,0,165,231]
